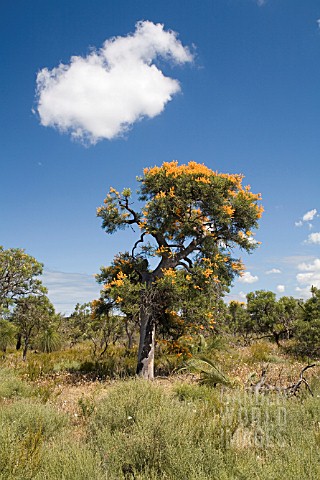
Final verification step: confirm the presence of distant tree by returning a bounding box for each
[227,300,252,339]
[69,302,124,357]
[276,296,300,339]
[0,246,45,312]
[34,314,63,353]
[246,290,282,344]
[68,303,92,346]
[300,286,320,322]
[294,286,320,356]
[245,291,301,346]
[97,161,263,379]
[12,295,55,360]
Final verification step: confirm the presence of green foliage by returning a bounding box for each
[33,441,105,480]
[0,399,67,439]
[174,382,219,403]
[69,302,125,357]
[78,396,96,418]
[228,292,301,346]
[12,294,56,359]
[25,356,56,380]
[246,290,278,334]
[0,246,45,311]
[0,368,31,399]
[34,323,63,353]
[0,319,17,351]
[294,319,320,357]
[188,355,231,387]
[291,287,320,357]
[87,379,320,479]
[0,399,68,480]
[246,341,274,363]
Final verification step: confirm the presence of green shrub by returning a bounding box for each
[0,399,67,439]
[0,399,68,480]
[188,356,231,387]
[86,379,320,479]
[0,368,31,399]
[34,441,105,480]
[25,355,55,380]
[246,341,274,363]
[35,326,63,353]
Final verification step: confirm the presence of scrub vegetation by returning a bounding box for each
[0,341,319,480]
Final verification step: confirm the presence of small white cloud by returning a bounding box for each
[266,268,281,275]
[306,232,320,244]
[302,209,317,222]
[257,0,266,6]
[317,19,320,29]
[35,21,193,144]
[276,284,285,293]
[239,271,259,284]
[295,209,317,227]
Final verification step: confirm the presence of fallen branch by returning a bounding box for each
[284,364,316,397]
[247,364,317,397]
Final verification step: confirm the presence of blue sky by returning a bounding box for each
[1,0,320,313]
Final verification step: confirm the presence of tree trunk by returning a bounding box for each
[22,340,29,361]
[16,333,22,350]
[124,319,134,350]
[136,289,156,380]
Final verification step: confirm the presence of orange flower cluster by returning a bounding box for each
[109,271,127,288]
[144,160,215,179]
[222,205,235,217]
[155,245,173,257]
[163,268,176,276]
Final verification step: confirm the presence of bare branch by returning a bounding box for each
[131,232,147,257]
[118,197,140,225]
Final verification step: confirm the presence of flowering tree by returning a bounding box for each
[97,161,263,379]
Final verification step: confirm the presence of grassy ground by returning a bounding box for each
[0,341,319,479]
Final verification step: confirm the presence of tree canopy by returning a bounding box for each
[0,246,45,313]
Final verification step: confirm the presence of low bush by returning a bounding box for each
[0,368,31,399]
[0,399,68,480]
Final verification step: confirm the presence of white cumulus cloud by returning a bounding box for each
[296,258,320,298]
[239,271,259,284]
[302,209,317,222]
[35,21,193,144]
[266,268,281,275]
[306,232,320,244]
[276,284,285,293]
